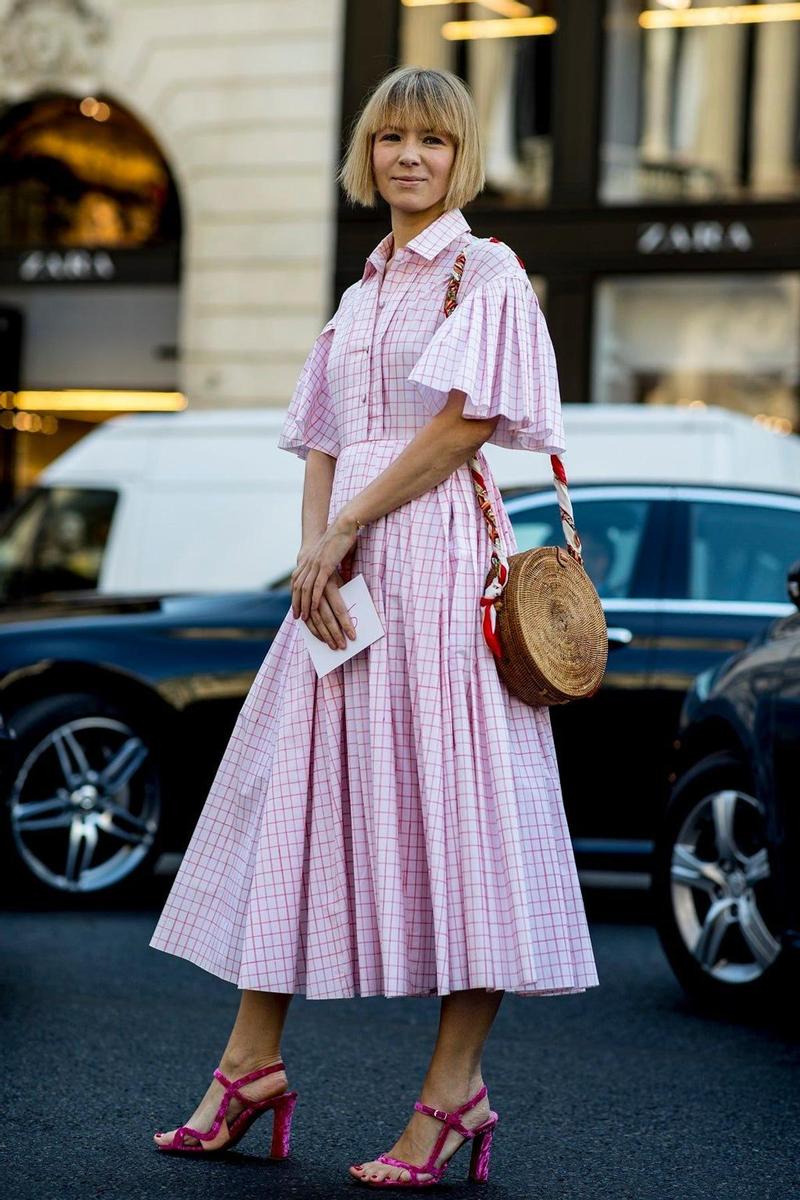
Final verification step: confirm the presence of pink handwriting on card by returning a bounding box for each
[297,573,384,678]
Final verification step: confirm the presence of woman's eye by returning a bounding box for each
[381,133,444,144]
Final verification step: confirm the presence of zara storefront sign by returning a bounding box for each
[18,248,116,282]
[637,221,753,255]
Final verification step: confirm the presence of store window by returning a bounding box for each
[399,2,558,207]
[0,93,181,249]
[592,273,800,434]
[601,2,800,204]
[529,272,547,310]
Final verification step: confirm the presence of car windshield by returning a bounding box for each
[508,495,651,599]
[686,500,800,604]
[0,486,118,604]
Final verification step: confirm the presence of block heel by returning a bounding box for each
[468,1122,496,1183]
[269,1090,298,1159]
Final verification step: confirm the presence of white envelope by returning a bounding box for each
[297,572,385,678]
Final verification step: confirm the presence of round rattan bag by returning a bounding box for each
[446,240,608,707]
[488,543,608,707]
[469,453,609,708]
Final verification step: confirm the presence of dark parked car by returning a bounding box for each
[1,481,799,898]
[651,562,800,1007]
[0,591,290,896]
[504,482,800,884]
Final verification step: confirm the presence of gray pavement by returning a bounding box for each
[3,888,799,1200]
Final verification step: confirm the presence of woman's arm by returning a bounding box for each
[299,448,337,548]
[292,448,358,650]
[336,389,499,534]
[291,391,499,631]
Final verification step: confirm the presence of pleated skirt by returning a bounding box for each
[149,437,600,999]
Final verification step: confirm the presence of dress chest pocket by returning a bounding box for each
[378,282,449,351]
[327,305,367,397]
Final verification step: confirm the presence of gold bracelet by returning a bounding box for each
[354,516,367,533]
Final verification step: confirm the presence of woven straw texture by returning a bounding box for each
[493,547,608,707]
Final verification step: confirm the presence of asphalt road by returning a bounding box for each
[3,888,799,1200]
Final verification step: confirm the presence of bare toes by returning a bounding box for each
[351,1158,421,1184]
[154,1128,198,1147]
[350,1160,384,1182]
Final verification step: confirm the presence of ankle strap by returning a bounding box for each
[414,1083,488,1137]
[214,1061,285,1091]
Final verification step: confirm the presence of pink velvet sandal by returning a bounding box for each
[154,1060,298,1158]
[350,1083,499,1188]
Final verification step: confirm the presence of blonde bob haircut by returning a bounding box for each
[338,66,485,211]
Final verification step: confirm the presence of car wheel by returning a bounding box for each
[652,751,790,1008]
[3,691,165,899]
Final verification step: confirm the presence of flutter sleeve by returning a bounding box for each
[407,270,565,454]
[277,312,340,460]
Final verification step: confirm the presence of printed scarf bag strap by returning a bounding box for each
[443,241,608,707]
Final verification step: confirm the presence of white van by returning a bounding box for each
[1,404,798,601]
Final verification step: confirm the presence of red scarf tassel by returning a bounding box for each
[480,596,503,659]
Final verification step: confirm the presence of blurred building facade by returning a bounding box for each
[342,0,800,439]
[0,0,799,503]
[0,0,344,498]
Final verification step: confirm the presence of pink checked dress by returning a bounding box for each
[149,207,600,1000]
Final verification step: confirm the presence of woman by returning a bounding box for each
[150,65,599,1187]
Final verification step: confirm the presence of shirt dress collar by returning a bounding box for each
[361,207,471,282]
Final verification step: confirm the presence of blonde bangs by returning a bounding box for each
[368,77,461,142]
[338,67,485,211]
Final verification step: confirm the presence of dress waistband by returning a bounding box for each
[340,437,488,455]
[343,437,412,446]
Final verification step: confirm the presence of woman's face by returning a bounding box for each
[372,124,456,216]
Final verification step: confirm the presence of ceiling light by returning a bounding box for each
[401,0,533,15]
[641,4,800,28]
[442,16,557,40]
[13,390,188,412]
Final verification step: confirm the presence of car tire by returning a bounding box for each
[2,690,167,902]
[652,751,795,1010]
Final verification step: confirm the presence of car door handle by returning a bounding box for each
[606,626,633,647]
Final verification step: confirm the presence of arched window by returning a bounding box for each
[0,92,181,249]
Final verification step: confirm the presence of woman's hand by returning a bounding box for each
[300,569,356,650]
[291,516,359,648]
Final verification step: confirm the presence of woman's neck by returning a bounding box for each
[389,204,447,253]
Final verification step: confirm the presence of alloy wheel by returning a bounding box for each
[9,715,161,893]
[670,788,780,985]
